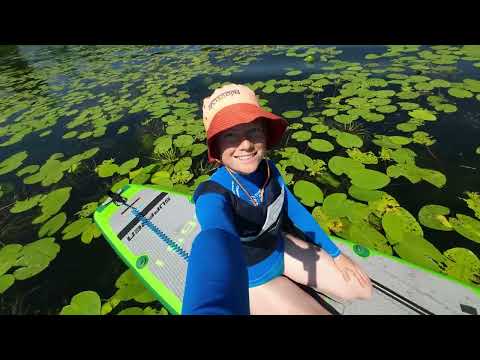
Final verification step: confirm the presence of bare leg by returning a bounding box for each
[283,233,373,301]
[248,276,331,315]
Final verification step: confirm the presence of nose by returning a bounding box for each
[237,137,254,151]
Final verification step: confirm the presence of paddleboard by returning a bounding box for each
[94,184,480,315]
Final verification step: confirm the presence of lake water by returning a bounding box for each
[0,45,479,314]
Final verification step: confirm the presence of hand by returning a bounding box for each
[333,253,371,288]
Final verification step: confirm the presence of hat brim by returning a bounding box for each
[206,103,288,163]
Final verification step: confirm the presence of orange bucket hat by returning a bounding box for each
[202,83,288,163]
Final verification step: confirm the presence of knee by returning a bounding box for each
[335,281,373,301]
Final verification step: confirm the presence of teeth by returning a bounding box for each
[237,153,255,160]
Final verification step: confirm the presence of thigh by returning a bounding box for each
[283,233,371,301]
[248,276,331,315]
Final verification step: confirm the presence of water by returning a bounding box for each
[0,45,479,314]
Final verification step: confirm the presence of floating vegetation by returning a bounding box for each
[1,44,479,313]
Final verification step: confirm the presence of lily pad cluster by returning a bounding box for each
[0,238,60,294]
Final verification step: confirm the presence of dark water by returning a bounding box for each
[0,45,479,314]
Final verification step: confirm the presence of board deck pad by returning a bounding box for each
[95,184,480,315]
[94,184,201,314]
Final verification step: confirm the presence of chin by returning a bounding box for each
[233,159,261,174]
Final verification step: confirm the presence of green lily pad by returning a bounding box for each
[368,194,400,218]
[391,148,417,165]
[117,158,140,175]
[171,170,194,185]
[336,219,392,255]
[174,157,192,172]
[154,135,173,154]
[60,291,101,315]
[63,131,78,139]
[348,185,385,202]
[76,202,100,218]
[150,171,173,187]
[328,156,364,176]
[382,207,423,245]
[462,192,480,219]
[448,87,473,98]
[396,122,418,132]
[166,124,184,135]
[0,274,15,294]
[174,135,194,148]
[10,194,44,214]
[62,218,94,240]
[311,124,329,133]
[346,148,378,164]
[308,139,334,152]
[398,102,420,110]
[443,248,480,285]
[33,187,72,224]
[335,132,363,148]
[117,126,129,135]
[189,143,208,157]
[349,168,391,190]
[450,214,480,243]
[282,110,303,119]
[111,178,130,193]
[16,165,40,177]
[0,244,23,277]
[38,212,67,237]
[361,112,385,122]
[97,159,119,178]
[289,123,303,130]
[0,151,28,175]
[376,105,398,113]
[322,193,370,223]
[393,233,445,272]
[293,180,324,207]
[286,70,302,76]
[418,205,453,231]
[302,117,320,124]
[292,130,312,142]
[413,131,436,146]
[81,222,102,244]
[322,109,338,117]
[13,238,60,280]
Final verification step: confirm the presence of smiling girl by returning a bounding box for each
[193,84,372,315]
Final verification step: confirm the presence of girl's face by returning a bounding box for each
[216,119,267,175]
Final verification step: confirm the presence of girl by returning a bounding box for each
[193,84,372,315]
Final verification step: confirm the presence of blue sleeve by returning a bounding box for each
[269,161,341,258]
[182,228,250,315]
[195,192,239,237]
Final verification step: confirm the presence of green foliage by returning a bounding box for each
[418,205,453,231]
[293,180,324,207]
[0,151,28,175]
[60,291,101,315]
[308,139,334,152]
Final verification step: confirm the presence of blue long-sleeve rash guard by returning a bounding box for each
[194,159,341,258]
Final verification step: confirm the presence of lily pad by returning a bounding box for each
[413,131,436,146]
[293,180,324,207]
[60,291,101,315]
[16,165,40,177]
[189,143,208,157]
[97,159,119,178]
[174,157,192,172]
[154,135,173,154]
[418,205,453,231]
[376,105,398,113]
[62,218,94,240]
[393,233,445,272]
[336,219,392,255]
[0,151,28,175]
[443,248,480,285]
[174,135,194,148]
[13,238,60,280]
[448,87,473,98]
[311,124,329,133]
[348,185,385,202]
[322,193,370,223]
[396,122,418,132]
[346,148,378,164]
[450,214,480,243]
[322,109,338,117]
[0,274,15,294]
[10,194,44,214]
[118,158,140,175]
[38,212,67,237]
[462,192,480,219]
[282,110,303,119]
[349,168,391,190]
[33,187,72,224]
[382,207,423,245]
[117,126,129,134]
[328,156,364,176]
[292,130,312,142]
[335,132,363,148]
[308,139,334,152]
